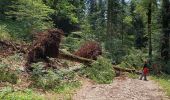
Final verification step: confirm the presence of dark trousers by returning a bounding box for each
[139,72,147,80]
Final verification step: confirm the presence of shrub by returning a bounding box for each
[81,57,115,84]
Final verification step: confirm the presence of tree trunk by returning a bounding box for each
[148,0,152,62]
[161,0,170,63]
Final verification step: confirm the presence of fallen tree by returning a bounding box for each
[74,41,102,60]
[59,49,94,64]
[0,40,27,57]
[113,65,141,75]
[25,29,64,71]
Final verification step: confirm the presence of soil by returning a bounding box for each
[73,76,169,100]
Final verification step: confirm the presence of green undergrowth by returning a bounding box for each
[0,54,24,84]
[0,20,31,41]
[0,87,44,100]
[80,57,115,84]
[127,73,139,79]
[151,74,170,97]
[31,62,80,92]
[119,48,147,70]
[54,81,81,93]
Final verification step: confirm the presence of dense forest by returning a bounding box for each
[0,0,170,99]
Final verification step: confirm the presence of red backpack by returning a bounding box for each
[143,67,149,75]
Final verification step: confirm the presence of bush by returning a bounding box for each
[81,57,115,84]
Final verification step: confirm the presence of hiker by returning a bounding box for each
[139,61,149,81]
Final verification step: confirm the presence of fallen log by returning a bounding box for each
[113,66,137,73]
[59,49,95,64]
[0,39,95,65]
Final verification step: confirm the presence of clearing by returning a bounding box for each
[73,76,169,100]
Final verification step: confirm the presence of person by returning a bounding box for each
[139,61,149,81]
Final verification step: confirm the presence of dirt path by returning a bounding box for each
[73,76,169,100]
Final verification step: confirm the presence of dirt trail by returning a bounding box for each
[73,76,169,100]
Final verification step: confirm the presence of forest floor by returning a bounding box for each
[73,75,170,100]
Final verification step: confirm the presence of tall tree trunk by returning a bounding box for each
[107,0,113,37]
[121,0,125,45]
[106,0,114,57]
[161,0,170,63]
[148,0,152,62]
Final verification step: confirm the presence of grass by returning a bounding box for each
[54,81,81,93]
[151,74,170,97]
[0,87,44,100]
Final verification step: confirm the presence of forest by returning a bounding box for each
[0,0,170,100]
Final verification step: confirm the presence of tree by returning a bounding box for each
[147,0,152,62]
[0,0,15,19]
[161,0,170,63]
[7,0,54,32]
[43,0,80,34]
[130,0,146,49]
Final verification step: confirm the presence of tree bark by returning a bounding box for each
[148,0,152,62]
[161,0,170,63]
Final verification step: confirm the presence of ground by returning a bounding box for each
[73,76,170,100]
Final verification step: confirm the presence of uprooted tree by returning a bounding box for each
[74,41,102,60]
[25,29,64,71]
[0,29,103,72]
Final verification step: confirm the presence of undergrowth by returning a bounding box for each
[0,54,24,84]
[127,73,139,79]
[31,62,80,92]
[0,87,44,100]
[80,57,115,84]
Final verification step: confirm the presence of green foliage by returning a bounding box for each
[81,57,115,84]
[162,61,170,74]
[54,81,81,93]
[0,24,11,40]
[0,63,19,84]
[0,87,44,100]
[0,20,30,41]
[104,38,127,63]
[44,0,79,24]
[31,63,61,90]
[6,0,54,40]
[62,32,84,52]
[119,48,147,69]
[127,73,139,79]
[55,0,78,23]
[151,74,170,97]
[31,62,79,91]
